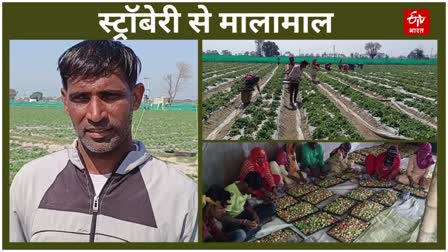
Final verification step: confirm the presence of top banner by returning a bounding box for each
[3,2,446,39]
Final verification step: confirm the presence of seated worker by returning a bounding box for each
[396,143,435,191]
[275,143,306,184]
[365,145,401,180]
[221,172,276,241]
[300,142,327,178]
[202,186,246,242]
[324,142,353,174]
[239,147,281,199]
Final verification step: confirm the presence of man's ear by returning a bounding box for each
[131,83,145,111]
[61,88,69,114]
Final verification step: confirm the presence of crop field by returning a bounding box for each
[9,106,198,184]
[202,62,437,141]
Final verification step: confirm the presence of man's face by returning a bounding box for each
[61,73,144,154]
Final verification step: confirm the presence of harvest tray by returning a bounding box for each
[370,190,399,207]
[276,201,319,223]
[287,184,320,198]
[393,183,427,199]
[346,187,376,202]
[301,188,336,205]
[273,195,299,211]
[323,196,358,216]
[327,216,370,243]
[254,228,303,243]
[350,200,385,222]
[293,211,338,236]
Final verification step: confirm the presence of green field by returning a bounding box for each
[9,106,198,184]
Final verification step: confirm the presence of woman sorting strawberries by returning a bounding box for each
[365,145,401,180]
[395,143,435,190]
[239,147,281,200]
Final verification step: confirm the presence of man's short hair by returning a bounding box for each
[57,40,141,89]
[244,171,263,190]
[205,185,231,207]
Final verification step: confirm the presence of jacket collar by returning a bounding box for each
[66,139,152,175]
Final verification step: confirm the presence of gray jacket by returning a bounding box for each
[10,141,198,242]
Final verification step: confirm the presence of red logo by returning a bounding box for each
[404,9,430,35]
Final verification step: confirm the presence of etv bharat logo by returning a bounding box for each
[404,9,430,35]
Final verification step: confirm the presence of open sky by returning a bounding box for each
[203,40,438,58]
[10,40,198,100]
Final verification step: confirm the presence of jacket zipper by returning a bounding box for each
[87,171,114,243]
[89,195,99,242]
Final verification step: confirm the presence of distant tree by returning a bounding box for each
[408,48,426,59]
[283,51,294,56]
[243,51,250,56]
[364,42,382,59]
[261,41,280,57]
[30,91,43,101]
[221,50,232,56]
[249,51,257,57]
[9,89,18,101]
[255,40,265,57]
[163,62,192,104]
[206,50,219,55]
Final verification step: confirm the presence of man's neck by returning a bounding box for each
[77,139,135,175]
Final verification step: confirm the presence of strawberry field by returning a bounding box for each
[9,106,198,184]
[202,62,437,141]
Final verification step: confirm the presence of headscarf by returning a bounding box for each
[384,145,399,167]
[276,148,287,166]
[248,147,270,173]
[416,143,435,169]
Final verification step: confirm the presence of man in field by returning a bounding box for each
[10,41,198,242]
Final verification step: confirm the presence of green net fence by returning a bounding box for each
[10,101,197,111]
[203,55,437,65]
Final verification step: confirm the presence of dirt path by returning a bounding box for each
[277,66,305,140]
[203,66,278,140]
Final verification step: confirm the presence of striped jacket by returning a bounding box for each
[10,141,198,242]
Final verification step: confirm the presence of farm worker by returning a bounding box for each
[338,59,343,71]
[202,185,246,242]
[324,63,332,71]
[220,172,276,241]
[300,142,328,178]
[396,143,435,191]
[286,56,295,74]
[343,64,349,73]
[324,142,354,174]
[239,147,281,200]
[287,60,309,110]
[365,145,401,180]
[275,144,306,185]
[310,59,320,84]
[9,41,197,242]
[240,74,261,108]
